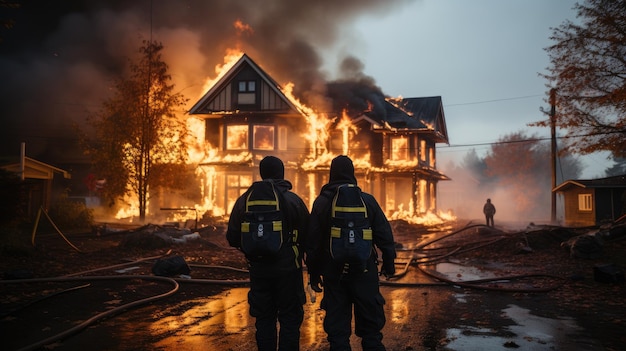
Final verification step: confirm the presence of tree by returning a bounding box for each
[84,40,189,221]
[605,157,626,177]
[538,0,626,159]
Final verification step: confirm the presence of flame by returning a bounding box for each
[336,111,356,155]
[199,49,243,99]
[281,82,336,169]
[109,49,457,226]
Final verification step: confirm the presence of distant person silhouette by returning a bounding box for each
[483,198,496,227]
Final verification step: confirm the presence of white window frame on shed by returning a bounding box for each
[578,193,593,211]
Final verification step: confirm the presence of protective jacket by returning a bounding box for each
[227,179,309,277]
[306,176,395,279]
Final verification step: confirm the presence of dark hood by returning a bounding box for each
[259,156,284,180]
[329,155,357,184]
[320,155,357,194]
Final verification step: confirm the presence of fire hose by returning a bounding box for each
[380,224,567,291]
[2,223,578,350]
[0,251,250,351]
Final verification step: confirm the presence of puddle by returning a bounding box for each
[151,288,255,350]
[150,286,328,351]
[436,261,497,282]
[445,304,604,350]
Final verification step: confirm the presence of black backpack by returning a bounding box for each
[240,180,289,259]
[329,184,373,272]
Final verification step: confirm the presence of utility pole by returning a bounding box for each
[550,89,557,223]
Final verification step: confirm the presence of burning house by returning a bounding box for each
[188,54,450,219]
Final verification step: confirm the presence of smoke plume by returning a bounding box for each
[0,0,415,160]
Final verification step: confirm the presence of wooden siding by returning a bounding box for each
[562,188,595,227]
[261,82,291,111]
[203,83,232,111]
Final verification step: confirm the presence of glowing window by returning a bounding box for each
[226,125,248,150]
[253,125,275,150]
[390,136,408,161]
[420,139,427,162]
[278,126,288,150]
[226,174,253,214]
[578,194,592,211]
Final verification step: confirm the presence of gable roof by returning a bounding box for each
[553,174,626,192]
[188,54,300,116]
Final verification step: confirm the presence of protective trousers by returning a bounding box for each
[321,265,386,350]
[248,268,305,351]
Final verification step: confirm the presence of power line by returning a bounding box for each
[444,94,544,107]
[439,130,624,150]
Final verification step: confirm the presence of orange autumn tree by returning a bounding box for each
[84,40,189,221]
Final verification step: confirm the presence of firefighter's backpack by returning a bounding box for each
[329,184,373,271]
[240,180,287,258]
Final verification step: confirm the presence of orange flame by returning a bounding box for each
[112,50,456,225]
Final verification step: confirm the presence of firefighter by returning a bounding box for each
[306,155,396,350]
[226,156,310,350]
[483,198,496,227]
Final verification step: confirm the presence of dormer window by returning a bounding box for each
[238,80,256,105]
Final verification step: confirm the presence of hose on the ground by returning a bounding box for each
[2,275,180,351]
[382,223,567,292]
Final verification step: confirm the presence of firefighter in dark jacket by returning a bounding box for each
[306,155,396,351]
[226,156,310,351]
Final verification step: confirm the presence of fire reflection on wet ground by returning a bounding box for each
[150,288,253,350]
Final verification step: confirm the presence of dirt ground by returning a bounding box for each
[1,219,625,351]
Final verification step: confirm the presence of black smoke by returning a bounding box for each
[0,0,414,161]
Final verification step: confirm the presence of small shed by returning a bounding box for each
[553,174,626,227]
[1,155,71,218]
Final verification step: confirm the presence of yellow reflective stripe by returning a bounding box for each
[292,245,300,268]
[292,229,298,242]
[363,229,372,240]
[331,227,341,238]
[272,221,283,231]
[241,222,250,232]
[247,200,278,206]
[333,206,367,213]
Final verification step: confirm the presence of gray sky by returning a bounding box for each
[326,0,611,178]
[0,0,611,178]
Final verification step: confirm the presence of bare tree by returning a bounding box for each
[84,40,189,221]
[537,0,626,159]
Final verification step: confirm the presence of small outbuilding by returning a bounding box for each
[553,174,626,227]
[1,152,71,218]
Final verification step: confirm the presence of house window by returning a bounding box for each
[253,125,275,150]
[429,147,435,167]
[419,139,427,162]
[278,126,288,150]
[226,125,248,150]
[390,136,408,161]
[385,177,412,213]
[329,130,343,153]
[238,80,256,105]
[418,179,427,213]
[578,193,593,211]
[226,174,253,214]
